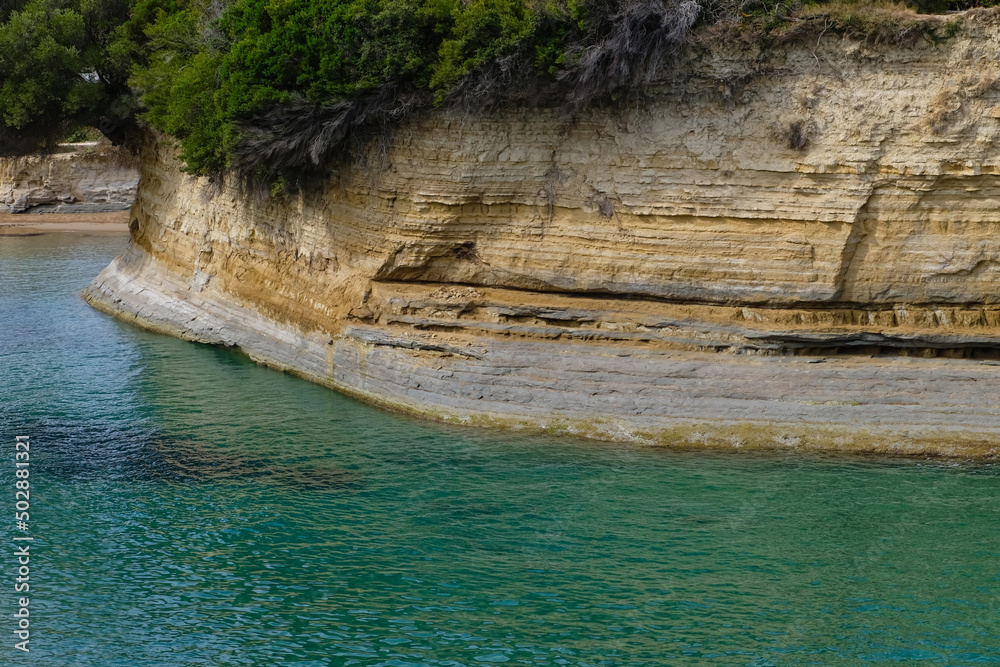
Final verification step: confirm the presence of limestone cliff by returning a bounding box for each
[84,11,1000,456]
[1,145,138,213]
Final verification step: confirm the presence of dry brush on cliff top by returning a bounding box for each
[0,0,990,191]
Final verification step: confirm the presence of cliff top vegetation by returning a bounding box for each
[0,0,993,191]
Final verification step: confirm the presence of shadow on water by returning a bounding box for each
[148,434,360,490]
[17,418,360,491]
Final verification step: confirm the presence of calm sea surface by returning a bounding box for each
[2,233,1000,666]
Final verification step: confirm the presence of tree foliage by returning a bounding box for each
[131,0,705,183]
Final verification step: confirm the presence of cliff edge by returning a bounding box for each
[85,12,1000,456]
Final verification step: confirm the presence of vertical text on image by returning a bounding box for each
[13,435,31,654]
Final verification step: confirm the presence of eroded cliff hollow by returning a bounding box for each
[85,11,1000,456]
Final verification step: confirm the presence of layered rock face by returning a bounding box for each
[85,12,1000,456]
[1,145,138,213]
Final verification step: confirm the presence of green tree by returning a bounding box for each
[0,0,141,152]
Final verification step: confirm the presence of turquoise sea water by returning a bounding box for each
[3,233,1000,666]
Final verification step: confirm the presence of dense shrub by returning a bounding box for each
[136,0,710,187]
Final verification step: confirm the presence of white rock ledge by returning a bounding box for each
[84,242,1000,458]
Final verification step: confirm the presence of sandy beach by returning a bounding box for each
[0,211,129,235]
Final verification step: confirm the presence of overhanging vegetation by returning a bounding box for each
[0,0,990,191]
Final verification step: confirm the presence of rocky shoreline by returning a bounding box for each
[1,143,138,215]
[84,13,1000,456]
